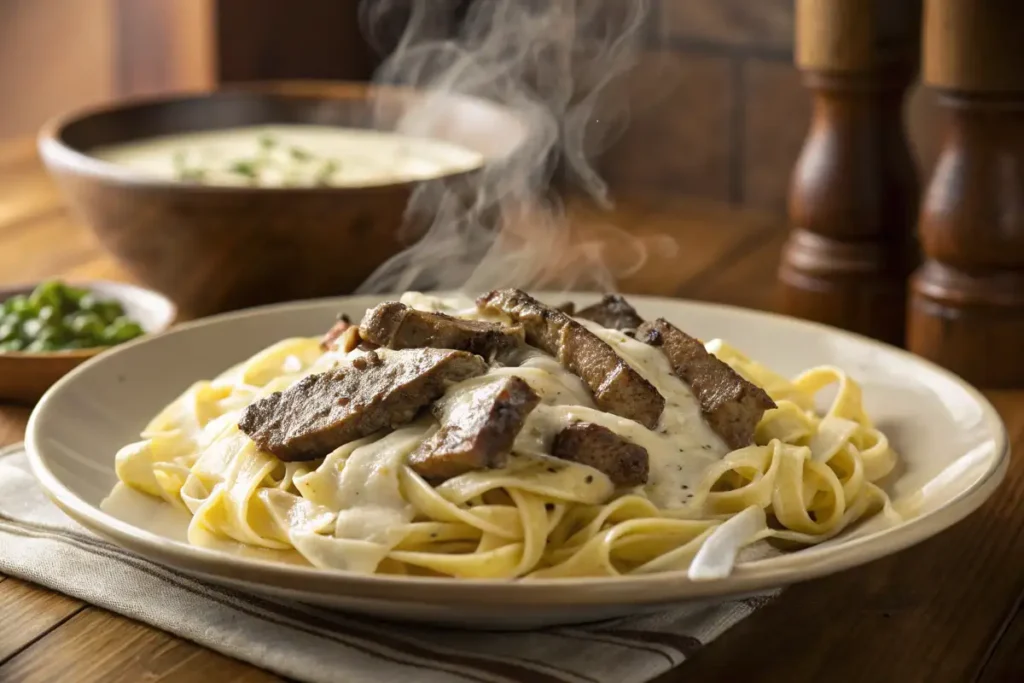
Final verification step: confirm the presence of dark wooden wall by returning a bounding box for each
[215,0,378,83]
[599,0,942,211]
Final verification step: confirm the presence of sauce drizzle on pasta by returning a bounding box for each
[109,293,901,580]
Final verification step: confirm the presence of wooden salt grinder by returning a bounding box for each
[780,0,921,346]
[907,0,1024,387]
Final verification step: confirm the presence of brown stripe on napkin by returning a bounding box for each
[604,631,705,659]
[551,631,681,666]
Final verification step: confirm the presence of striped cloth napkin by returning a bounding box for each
[0,444,777,683]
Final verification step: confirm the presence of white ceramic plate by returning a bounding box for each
[25,294,1009,628]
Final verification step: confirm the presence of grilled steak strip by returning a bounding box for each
[576,294,644,332]
[409,376,540,481]
[359,301,524,361]
[554,301,576,315]
[477,289,665,429]
[636,318,776,449]
[238,349,487,461]
[319,314,353,351]
[551,422,649,487]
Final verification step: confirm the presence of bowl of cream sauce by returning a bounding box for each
[38,82,528,318]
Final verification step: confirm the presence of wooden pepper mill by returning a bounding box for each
[779,0,921,346]
[907,0,1024,387]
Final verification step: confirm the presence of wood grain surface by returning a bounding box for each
[0,138,1021,682]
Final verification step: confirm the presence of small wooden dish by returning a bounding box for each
[0,280,176,404]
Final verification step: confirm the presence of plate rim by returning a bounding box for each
[22,293,1011,607]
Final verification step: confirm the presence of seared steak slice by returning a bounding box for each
[636,319,776,449]
[408,376,540,480]
[477,289,664,429]
[551,422,649,487]
[576,295,644,332]
[319,314,353,351]
[359,301,524,360]
[238,349,487,461]
[554,301,576,315]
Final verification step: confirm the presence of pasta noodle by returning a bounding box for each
[114,293,901,580]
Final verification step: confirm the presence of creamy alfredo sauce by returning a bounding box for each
[105,291,732,570]
[90,125,484,188]
[399,293,728,510]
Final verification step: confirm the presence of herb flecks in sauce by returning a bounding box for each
[91,125,483,189]
[228,160,260,180]
[315,159,340,186]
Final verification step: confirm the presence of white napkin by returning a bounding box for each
[0,444,778,683]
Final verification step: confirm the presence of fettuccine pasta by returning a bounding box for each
[113,293,900,580]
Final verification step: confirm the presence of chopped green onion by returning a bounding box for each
[69,311,105,339]
[29,280,65,314]
[229,160,259,179]
[21,319,42,339]
[315,159,340,185]
[3,296,32,321]
[0,321,18,342]
[0,280,147,354]
[177,168,207,183]
[104,317,145,344]
[37,305,56,324]
[26,339,58,352]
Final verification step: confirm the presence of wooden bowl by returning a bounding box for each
[0,281,176,404]
[38,81,528,319]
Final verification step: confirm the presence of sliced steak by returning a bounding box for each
[359,301,524,361]
[408,376,540,480]
[554,301,576,315]
[576,294,644,332]
[551,422,649,487]
[319,314,353,351]
[238,349,487,461]
[477,289,665,429]
[636,318,776,449]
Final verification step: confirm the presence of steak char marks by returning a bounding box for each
[238,348,487,461]
[575,295,644,332]
[637,318,776,449]
[409,376,540,481]
[477,289,665,430]
[360,301,524,361]
[552,422,649,487]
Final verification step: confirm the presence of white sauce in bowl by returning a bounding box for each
[89,124,485,188]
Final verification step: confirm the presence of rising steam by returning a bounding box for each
[356,0,668,295]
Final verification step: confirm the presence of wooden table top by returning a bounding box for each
[0,137,1021,683]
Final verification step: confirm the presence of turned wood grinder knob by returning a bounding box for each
[907,0,1024,387]
[780,0,921,346]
